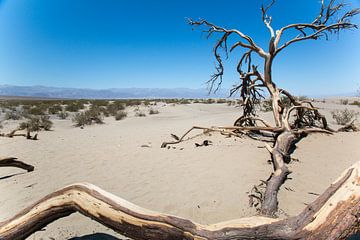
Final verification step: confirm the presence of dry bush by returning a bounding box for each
[48,104,63,114]
[297,96,308,101]
[261,99,273,112]
[331,109,358,125]
[19,115,53,131]
[148,108,159,115]
[4,110,23,120]
[107,102,126,116]
[349,100,360,107]
[57,111,69,119]
[65,101,85,112]
[114,110,127,120]
[89,100,109,107]
[72,109,104,127]
[27,106,46,115]
[125,100,142,107]
[135,111,146,117]
[216,99,227,104]
[340,99,349,105]
[179,99,191,104]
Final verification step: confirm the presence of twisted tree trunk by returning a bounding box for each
[0,161,359,240]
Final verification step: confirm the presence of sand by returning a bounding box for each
[0,101,359,239]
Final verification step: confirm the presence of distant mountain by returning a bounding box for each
[0,85,231,99]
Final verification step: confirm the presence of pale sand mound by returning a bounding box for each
[0,102,359,239]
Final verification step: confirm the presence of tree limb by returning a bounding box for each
[0,160,359,239]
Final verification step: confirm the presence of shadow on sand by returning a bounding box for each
[69,233,125,240]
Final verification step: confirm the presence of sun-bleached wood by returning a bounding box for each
[0,161,359,240]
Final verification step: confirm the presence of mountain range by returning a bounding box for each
[0,85,230,99]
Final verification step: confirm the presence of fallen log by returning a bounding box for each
[0,157,34,172]
[0,161,359,240]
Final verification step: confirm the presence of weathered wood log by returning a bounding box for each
[260,131,299,216]
[0,161,359,240]
[0,157,34,172]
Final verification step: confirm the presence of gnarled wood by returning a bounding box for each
[0,157,34,172]
[0,161,359,240]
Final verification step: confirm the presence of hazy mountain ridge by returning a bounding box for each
[0,85,356,99]
[0,85,230,99]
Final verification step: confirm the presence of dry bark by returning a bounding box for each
[0,161,359,240]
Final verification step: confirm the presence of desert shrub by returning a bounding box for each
[281,96,292,108]
[350,101,360,107]
[89,100,109,107]
[40,115,53,130]
[65,101,85,112]
[107,102,125,116]
[331,109,358,125]
[216,99,227,104]
[297,96,308,101]
[205,99,215,104]
[149,108,159,115]
[19,115,53,131]
[340,99,349,105]
[114,110,127,120]
[27,105,46,115]
[48,104,63,114]
[126,100,142,107]
[72,109,104,127]
[261,99,273,112]
[57,111,69,119]
[4,110,23,120]
[135,111,146,117]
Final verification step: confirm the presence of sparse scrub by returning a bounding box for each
[19,115,53,131]
[205,99,215,104]
[216,99,227,104]
[350,100,360,107]
[4,110,23,120]
[340,99,349,105]
[27,106,46,115]
[72,108,104,127]
[57,111,69,119]
[48,104,63,114]
[331,109,358,125]
[114,110,127,120]
[179,99,191,104]
[107,102,125,116]
[148,108,159,115]
[65,102,85,112]
[297,96,308,101]
[261,99,273,112]
[135,111,146,117]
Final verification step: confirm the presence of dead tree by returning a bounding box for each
[162,0,360,218]
[0,1,359,239]
[0,161,359,239]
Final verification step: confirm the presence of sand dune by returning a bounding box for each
[0,102,359,239]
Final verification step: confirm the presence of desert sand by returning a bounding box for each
[0,100,359,239]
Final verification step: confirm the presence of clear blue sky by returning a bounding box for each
[0,0,359,96]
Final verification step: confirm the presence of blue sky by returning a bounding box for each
[0,0,359,96]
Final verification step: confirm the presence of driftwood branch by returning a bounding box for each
[0,160,359,240]
[0,157,34,172]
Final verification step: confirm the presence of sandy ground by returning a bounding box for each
[0,101,359,239]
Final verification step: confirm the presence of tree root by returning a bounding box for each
[0,161,359,240]
[0,128,38,140]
